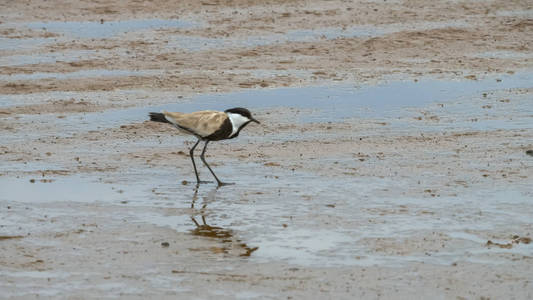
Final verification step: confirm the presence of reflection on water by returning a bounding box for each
[189,188,258,257]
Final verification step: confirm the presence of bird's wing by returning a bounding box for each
[163,110,228,137]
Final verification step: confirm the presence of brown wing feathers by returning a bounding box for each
[149,110,230,139]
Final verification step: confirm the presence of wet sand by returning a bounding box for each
[1,0,533,299]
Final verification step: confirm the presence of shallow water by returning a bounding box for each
[14,71,531,137]
[0,89,151,108]
[0,69,162,81]
[2,19,467,53]
[0,50,101,67]
[494,9,533,17]
[165,21,469,51]
[25,19,197,39]
[0,175,147,205]
[2,71,532,269]
[472,51,533,59]
[2,162,532,267]
[0,37,54,51]
[166,25,387,51]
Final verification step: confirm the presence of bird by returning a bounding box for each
[149,107,260,186]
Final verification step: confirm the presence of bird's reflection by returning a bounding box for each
[190,187,258,257]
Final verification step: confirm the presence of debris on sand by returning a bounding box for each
[486,235,532,249]
[264,162,281,167]
[486,240,513,249]
[512,235,531,244]
[0,235,24,241]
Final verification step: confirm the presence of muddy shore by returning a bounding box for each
[1,0,533,299]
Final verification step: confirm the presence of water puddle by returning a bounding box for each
[3,19,466,54]
[252,228,354,266]
[0,37,54,51]
[207,167,533,267]
[3,162,530,267]
[166,21,469,51]
[167,25,387,51]
[0,175,148,204]
[2,71,532,268]
[0,89,153,108]
[35,71,533,135]
[25,19,197,39]
[494,10,533,17]
[0,269,146,297]
[472,51,533,59]
[0,69,162,81]
[285,20,468,42]
[2,71,531,144]
[0,50,101,67]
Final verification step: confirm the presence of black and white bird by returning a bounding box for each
[149,107,260,186]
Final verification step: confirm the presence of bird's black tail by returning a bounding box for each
[149,112,170,124]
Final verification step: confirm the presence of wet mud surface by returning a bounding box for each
[1,0,533,299]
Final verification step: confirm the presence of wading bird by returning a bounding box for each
[149,108,260,186]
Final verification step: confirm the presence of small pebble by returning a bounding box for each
[161,242,170,248]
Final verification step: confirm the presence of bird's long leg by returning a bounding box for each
[189,139,202,185]
[199,141,220,185]
[200,141,233,186]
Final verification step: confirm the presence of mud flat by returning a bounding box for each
[1,0,533,299]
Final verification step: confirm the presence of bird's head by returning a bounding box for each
[225,107,260,138]
[225,107,260,125]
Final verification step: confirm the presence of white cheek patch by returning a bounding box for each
[227,113,250,136]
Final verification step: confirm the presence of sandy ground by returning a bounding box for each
[1,0,533,299]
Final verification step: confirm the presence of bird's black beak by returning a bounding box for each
[251,118,260,124]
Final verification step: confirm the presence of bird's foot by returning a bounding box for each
[217,181,235,187]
